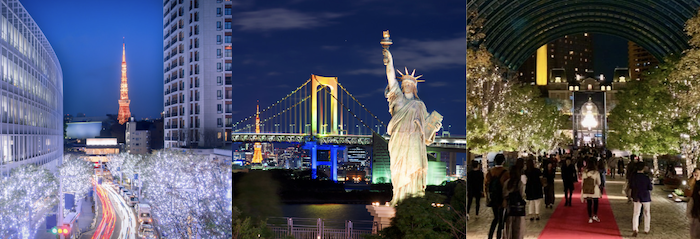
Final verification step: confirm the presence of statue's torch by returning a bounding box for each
[380,30,393,65]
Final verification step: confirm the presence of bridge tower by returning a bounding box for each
[252,104,263,164]
[311,75,339,135]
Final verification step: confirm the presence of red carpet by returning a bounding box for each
[538,182,622,239]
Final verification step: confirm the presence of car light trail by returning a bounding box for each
[92,180,116,239]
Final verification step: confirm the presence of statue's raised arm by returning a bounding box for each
[383,49,398,89]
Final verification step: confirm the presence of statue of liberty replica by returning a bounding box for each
[381,31,443,206]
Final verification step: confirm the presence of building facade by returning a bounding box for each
[163,0,233,149]
[628,41,660,81]
[518,33,594,85]
[126,118,151,154]
[0,0,63,176]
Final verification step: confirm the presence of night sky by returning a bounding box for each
[21,0,163,119]
[592,34,629,79]
[233,0,466,135]
[17,0,627,135]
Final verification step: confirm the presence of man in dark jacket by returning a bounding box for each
[485,154,509,239]
[467,160,484,219]
[630,162,653,236]
[561,157,577,206]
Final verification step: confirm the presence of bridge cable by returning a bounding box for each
[231,78,311,130]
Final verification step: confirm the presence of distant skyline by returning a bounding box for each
[21,0,163,119]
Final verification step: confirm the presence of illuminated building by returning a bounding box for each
[84,138,120,163]
[252,104,262,164]
[0,1,63,176]
[628,41,659,80]
[163,0,233,148]
[518,34,594,86]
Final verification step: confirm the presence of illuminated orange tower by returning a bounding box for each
[117,41,131,125]
[252,103,263,164]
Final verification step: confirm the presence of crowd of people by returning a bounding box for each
[466,147,670,239]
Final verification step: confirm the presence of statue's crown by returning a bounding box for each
[396,67,424,83]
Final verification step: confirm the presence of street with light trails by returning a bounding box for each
[92,181,115,239]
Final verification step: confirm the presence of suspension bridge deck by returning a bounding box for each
[231,133,465,150]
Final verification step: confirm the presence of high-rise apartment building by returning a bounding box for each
[518,33,594,85]
[163,0,233,149]
[628,41,659,81]
[0,0,63,176]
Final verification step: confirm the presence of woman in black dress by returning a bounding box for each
[524,158,544,220]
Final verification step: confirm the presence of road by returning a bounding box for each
[91,181,116,239]
[104,183,137,239]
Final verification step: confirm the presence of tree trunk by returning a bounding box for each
[687,155,696,178]
[652,154,659,178]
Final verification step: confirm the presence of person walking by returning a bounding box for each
[581,158,602,223]
[524,158,544,220]
[485,154,510,239]
[543,162,556,208]
[598,158,607,189]
[625,156,637,203]
[618,157,625,178]
[467,160,484,219]
[630,161,653,236]
[688,168,700,238]
[503,165,526,239]
[608,154,617,179]
[561,157,577,206]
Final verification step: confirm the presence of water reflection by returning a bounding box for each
[282,204,373,221]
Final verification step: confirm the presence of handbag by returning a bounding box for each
[540,177,548,187]
[507,189,526,216]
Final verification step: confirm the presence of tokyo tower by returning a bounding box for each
[117,42,131,125]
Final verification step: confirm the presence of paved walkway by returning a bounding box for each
[467,175,692,238]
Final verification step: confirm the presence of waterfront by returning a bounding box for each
[281,204,373,222]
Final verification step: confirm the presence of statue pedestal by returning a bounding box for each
[366,204,395,233]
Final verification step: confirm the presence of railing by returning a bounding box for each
[267,217,374,239]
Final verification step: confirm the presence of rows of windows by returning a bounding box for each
[0,5,60,88]
[0,1,63,167]
[0,134,60,164]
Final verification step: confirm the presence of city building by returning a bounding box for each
[163,0,233,149]
[628,41,660,81]
[83,138,119,164]
[518,33,594,86]
[126,118,151,154]
[0,1,63,176]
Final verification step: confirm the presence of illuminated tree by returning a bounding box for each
[0,165,58,239]
[59,155,93,198]
[609,63,682,175]
[501,83,569,155]
[138,151,232,238]
[467,10,513,171]
[667,8,700,175]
